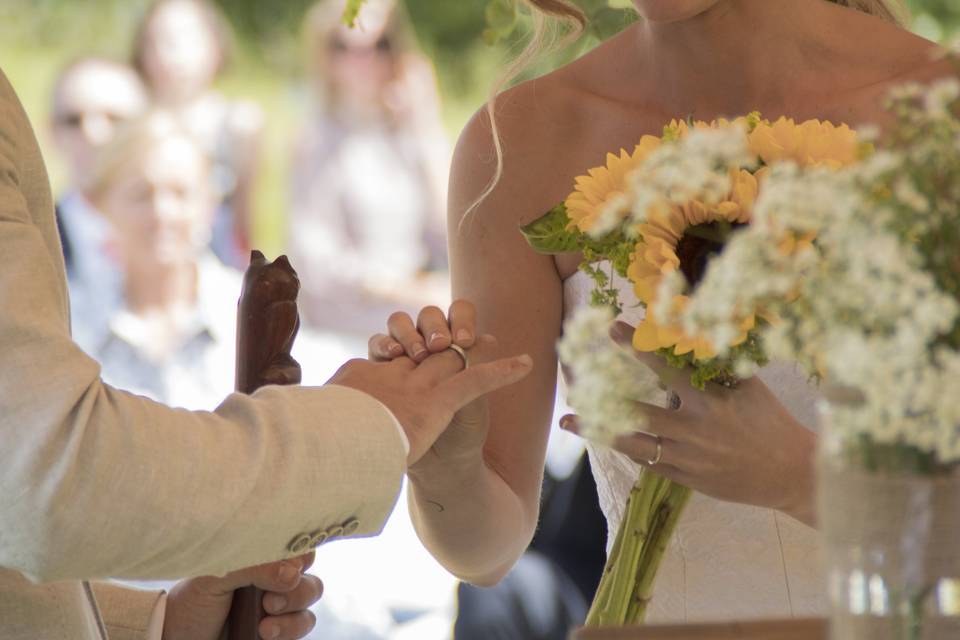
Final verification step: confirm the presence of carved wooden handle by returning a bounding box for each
[228,250,302,640]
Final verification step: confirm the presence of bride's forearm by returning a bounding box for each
[407,455,534,586]
[778,429,818,528]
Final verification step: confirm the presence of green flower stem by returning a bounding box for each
[627,482,693,621]
[584,472,692,627]
[585,475,658,625]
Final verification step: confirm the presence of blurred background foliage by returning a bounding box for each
[1,0,957,253]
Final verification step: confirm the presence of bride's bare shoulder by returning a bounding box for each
[452,28,651,225]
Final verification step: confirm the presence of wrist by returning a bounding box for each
[407,444,484,486]
[162,579,230,640]
[778,429,818,527]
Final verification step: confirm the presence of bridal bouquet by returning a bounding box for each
[660,80,960,468]
[653,68,960,638]
[522,114,861,625]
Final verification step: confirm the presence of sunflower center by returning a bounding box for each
[676,222,745,287]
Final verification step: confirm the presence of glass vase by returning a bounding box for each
[817,410,960,640]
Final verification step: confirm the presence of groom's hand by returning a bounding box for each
[328,333,532,466]
[163,554,321,640]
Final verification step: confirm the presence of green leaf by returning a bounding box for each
[485,0,518,30]
[583,233,635,278]
[482,0,519,44]
[607,0,635,8]
[341,0,366,27]
[520,203,580,254]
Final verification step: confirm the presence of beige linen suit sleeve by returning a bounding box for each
[0,85,407,583]
[88,582,166,640]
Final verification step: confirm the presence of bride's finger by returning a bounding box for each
[611,430,679,468]
[559,407,685,442]
[448,300,477,349]
[416,334,497,385]
[417,306,453,353]
[610,322,689,388]
[389,311,428,361]
[368,334,404,361]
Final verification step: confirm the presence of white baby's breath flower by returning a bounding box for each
[557,306,662,444]
[668,111,960,463]
[626,126,751,223]
[893,177,930,213]
[589,193,632,238]
[923,78,960,119]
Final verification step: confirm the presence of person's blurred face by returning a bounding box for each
[325,19,396,104]
[51,63,146,188]
[631,0,724,23]
[101,136,213,269]
[140,0,220,101]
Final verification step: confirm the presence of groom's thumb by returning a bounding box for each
[438,354,533,413]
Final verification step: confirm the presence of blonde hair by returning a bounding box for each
[467,1,585,219]
[85,111,209,206]
[303,0,419,117]
[468,0,908,217]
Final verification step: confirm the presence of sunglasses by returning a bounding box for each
[328,36,393,56]
[55,111,130,129]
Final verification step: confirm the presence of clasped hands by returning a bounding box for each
[370,303,818,527]
[160,303,534,640]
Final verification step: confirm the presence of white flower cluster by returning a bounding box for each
[669,151,960,462]
[557,305,663,444]
[628,126,753,224]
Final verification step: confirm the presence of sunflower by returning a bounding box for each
[566,136,661,234]
[748,116,859,168]
[628,169,760,360]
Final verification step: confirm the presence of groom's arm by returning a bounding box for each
[0,66,533,589]
[0,137,406,582]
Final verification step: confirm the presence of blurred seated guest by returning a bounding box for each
[289,0,450,338]
[49,57,146,292]
[71,110,236,404]
[71,111,350,408]
[73,110,460,637]
[133,0,262,268]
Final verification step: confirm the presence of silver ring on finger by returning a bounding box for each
[447,344,469,370]
[646,434,663,466]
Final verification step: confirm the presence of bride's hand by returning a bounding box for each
[561,321,818,527]
[368,300,478,363]
[369,302,491,470]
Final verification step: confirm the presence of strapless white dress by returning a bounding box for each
[563,271,826,623]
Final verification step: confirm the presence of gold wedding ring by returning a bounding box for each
[447,344,469,370]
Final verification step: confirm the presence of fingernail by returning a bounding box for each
[559,415,577,432]
[515,354,533,369]
[389,343,403,356]
[412,343,427,358]
[266,625,281,640]
[429,331,446,346]
[265,594,287,613]
[456,329,472,343]
[279,564,298,583]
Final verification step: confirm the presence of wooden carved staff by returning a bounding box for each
[227,250,302,640]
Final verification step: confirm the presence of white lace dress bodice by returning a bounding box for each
[563,271,825,623]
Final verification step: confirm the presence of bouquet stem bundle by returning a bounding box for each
[585,474,691,626]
